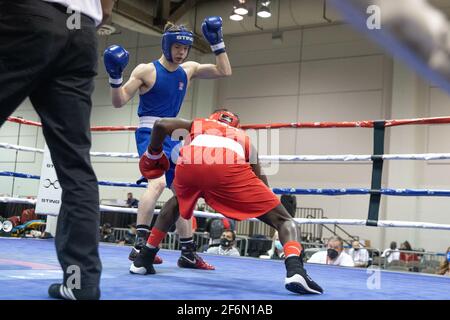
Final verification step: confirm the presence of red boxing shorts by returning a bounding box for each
[173,163,280,221]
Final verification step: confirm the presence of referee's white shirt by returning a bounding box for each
[43,0,103,26]
[307,250,355,267]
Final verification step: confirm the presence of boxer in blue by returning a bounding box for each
[104,17,231,269]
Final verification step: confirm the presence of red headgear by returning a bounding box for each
[209,110,240,128]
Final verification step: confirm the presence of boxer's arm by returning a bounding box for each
[183,54,232,80]
[150,118,193,151]
[249,143,269,186]
[111,64,147,108]
[100,0,114,26]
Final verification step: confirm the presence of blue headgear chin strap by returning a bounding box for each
[162,26,194,63]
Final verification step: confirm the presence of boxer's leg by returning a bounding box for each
[130,196,179,275]
[129,175,166,263]
[258,205,323,294]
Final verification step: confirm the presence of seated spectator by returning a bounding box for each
[206,230,240,257]
[347,240,370,268]
[118,223,137,246]
[399,241,419,262]
[21,208,37,223]
[203,217,236,249]
[437,246,450,276]
[126,192,139,208]
[381,241,400,264]
[307,236,355,267]
[100,223,116,243]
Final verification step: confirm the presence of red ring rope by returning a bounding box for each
[7,115,450,131]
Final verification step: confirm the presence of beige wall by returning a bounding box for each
[1,23,449,252]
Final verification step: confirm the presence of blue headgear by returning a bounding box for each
[162,26,194,63]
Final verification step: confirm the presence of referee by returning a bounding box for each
[0,0,114,300]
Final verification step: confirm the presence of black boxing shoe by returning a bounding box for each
[129,229,163,264]
[48,284,100,300]
[284,256,323,295]
[129,246,159,275]
[128,227,149,261]
[129,247,163,264]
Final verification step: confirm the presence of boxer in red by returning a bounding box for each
[130,110,323,295]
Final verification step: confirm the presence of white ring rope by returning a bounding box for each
[2,197,449,230]
[3,142,450,162]
[0,143,44,154]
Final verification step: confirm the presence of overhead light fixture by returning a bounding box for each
[229,10,244,21]
[257,4,271,18]
[234,0,248,16]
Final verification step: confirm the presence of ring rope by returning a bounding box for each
[7,115,450,131]
[3,142,450,162]
[4,171,450,197]
[1,196,449,230]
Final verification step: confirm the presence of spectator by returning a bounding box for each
[381,241,400,264]
[126,192,139,208]
[399,241,419,262]
[347,240,370,268]
[100,223,116,243]
[206,230,240,257]
[204,217,235,249]
[308,236,355,267]
[437,247,450,276]
[118,223,137,246]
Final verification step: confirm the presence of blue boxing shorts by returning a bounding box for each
[135,127,181,188]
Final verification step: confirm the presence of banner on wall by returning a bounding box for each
[35,144,62,216]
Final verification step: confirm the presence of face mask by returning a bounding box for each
[275,240,283,251]
[327,248,339,260]
[220,238,231,248]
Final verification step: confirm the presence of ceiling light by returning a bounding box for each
[230,11,244,21]
[257,4,271,18]
[234,0,248,15]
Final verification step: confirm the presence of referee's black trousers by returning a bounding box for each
[0,0,102,289]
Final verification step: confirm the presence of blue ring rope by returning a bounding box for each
[3,171,450,197]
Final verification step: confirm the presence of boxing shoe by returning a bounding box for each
[129,246,159,275]
[48,284,100,300]
[129,228,163,264]
[177,241,215,270]
[284,256,323,295]
[129,247,163,264]
[177,251,215,270]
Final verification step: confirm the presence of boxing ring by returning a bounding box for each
[0,237,448,300]
[1,114,450,300]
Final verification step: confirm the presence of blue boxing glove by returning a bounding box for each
[103,45,129,88]
[201,16,226,55]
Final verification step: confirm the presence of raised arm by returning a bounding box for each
[185,16,232,79]
[111,64,148,108]
[185,57,232,79]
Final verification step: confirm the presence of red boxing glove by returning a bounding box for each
[139,147,170,180]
